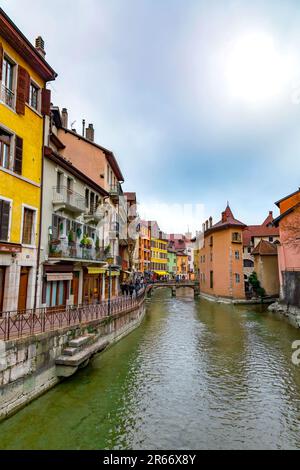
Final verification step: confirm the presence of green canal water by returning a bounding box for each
[1,289,300,450]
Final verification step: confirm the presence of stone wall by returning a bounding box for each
[0,301,146,421]
[282,271,300,308]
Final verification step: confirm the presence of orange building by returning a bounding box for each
[176,251,188,277]
[199,205,246,301]
[138,220,151,274]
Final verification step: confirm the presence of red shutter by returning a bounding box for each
[14,136,23,175]
[0,43,3,82]
[41,88,51,116]
[16,66,29,115]
[0,200,10,241]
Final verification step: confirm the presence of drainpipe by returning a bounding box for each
[34,110,46,311]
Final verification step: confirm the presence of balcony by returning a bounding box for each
[84,203,105,224]
[109,221,120,239]
[1,84,15,109]
[52,186,86,215]
[109,184,121,202]
[48,239,106,263]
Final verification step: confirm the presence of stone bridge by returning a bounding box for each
[146,281,200,299]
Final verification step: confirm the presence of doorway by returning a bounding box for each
[18,267,30,311]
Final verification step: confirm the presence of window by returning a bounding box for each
[210,253,213,262]
[209,236,213,247]
[235,251,240,260]
[243,259,254,268]
[269,236,274,242]
[85,188,89,208]
[235,273,240,283]
[57,171,63,193]
[232,232,242,243]
[2,56,15,108]
[22,208,35,245]
[29,82,39,110]
[210,271,213,289]
[0,199,10,241]
[0,128,11,169]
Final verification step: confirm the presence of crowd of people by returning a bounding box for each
[120,278,145,298]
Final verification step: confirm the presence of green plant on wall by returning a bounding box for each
[249,272,266,299]
[104,244,111,255]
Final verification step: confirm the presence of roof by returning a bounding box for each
[62,128,124,182]
[275,188,300,208]
[44,146,109,198]
[242,211,279,247]
[273,202,300,227]
[0,8,57,82]
[205,204,246,236]
[124,192,137,202]
[252,240,278,256]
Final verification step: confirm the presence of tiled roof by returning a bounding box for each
[124,192,137,201]
[242,211,279,247]
[205,204,245,235]
[252,240,278,256]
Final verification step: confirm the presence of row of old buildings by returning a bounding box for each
[194,191,300,313]
[0,9,146,313]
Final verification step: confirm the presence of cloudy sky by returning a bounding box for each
[2,0,300,233]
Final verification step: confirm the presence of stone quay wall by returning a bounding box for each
[0,299,146,422]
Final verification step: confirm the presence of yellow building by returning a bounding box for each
[176,252,188,277]
[0,8,56,312]
[149,221,168,278]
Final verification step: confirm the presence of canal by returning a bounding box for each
[1,289,300,450]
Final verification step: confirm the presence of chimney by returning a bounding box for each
[205,220,209,231]
[86,123,94,142]
[82,119,86,137]
[202,223,205,233]
[61,108,68,128]
[269,211,273,216]
[209,216,213,228]
[35,36,46,57]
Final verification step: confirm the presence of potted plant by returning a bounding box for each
[86,237,93,249]
[80,234,88,248]
[95,237,100,251]
[76,227,82,239]
[68,230,75,246]
[104,244,111,255]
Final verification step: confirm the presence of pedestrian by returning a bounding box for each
[129,282,134,299]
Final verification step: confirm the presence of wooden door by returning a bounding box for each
[0,267,6,312]
[72,272,79,305]
[18,267,30,311]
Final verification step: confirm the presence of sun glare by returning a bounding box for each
[224,32,295,105]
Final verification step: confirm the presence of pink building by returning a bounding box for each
[273,188,300,307]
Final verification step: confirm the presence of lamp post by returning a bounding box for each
[106,254,114,316]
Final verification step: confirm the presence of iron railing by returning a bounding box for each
[1,84,14,109]
[49,239,106,262]
[0,290,146,342]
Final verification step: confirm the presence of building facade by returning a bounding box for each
[199,205,246,300]
[252,240,279,297]
[242,211,279,296]
[0,9,56,312]
[167,249,177,278]
[138,220,151,275]
[150,221,168,278]
[273,188,300,308]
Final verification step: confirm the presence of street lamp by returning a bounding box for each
[106,254,114,316]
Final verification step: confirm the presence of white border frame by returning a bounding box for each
[20,203,38,248]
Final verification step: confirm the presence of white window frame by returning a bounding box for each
[28,79,41,113]
[0,52,17,111]
[20,204,38,248]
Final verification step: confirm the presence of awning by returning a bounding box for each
[87,267,106,275]
[153,271,169,276]
[47,273,73,281]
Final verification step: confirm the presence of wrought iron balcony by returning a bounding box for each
[109,221,120,239]
[1,84,15,109]
[52,186,86,215]
[109,184,121,201]
[49,239,106,263]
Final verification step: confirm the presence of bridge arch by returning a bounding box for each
[147,281,200,299]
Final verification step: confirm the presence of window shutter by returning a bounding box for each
[14,136,23,175]
[41,88,51,116]
[0,200,10,241]
[16,66,29,115]
[0,43,3,82]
